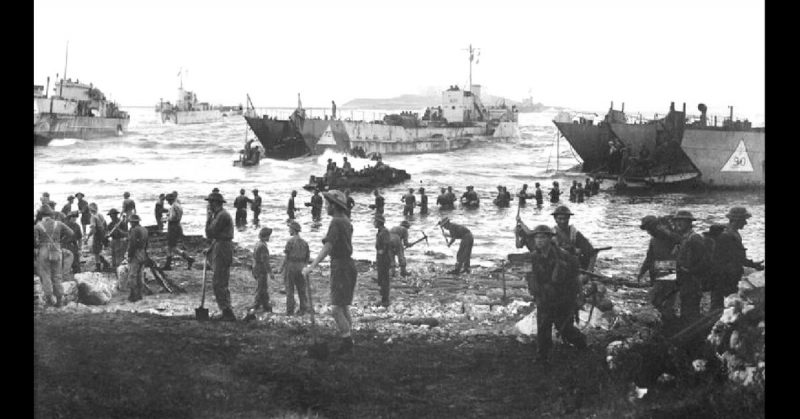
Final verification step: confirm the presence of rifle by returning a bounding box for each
[105,214,128,239]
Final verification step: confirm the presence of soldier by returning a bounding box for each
[248,227,274,317]
[126,214,149,302]
[122,191,137,220]
[548,182,561,203]
[368,189,385,216]
[61,195,75,216]
[551,205,596,271]
[569,181,578,202]
[302,190,358,355]
[672,210,709,323]
[584,178,593,197]
[389,220,411,277]
[163,193,196,270]
[34,205,74,307]
[534,183,544,207]
[460,185,479,208]
[287,190,299,220]
[63,211,83,274]
[439,217,474,274]
[637,215,682,322]
[576,183,585,203]
[276,221,310,315]
[342,156,352,175]
[402,188,416,216]
[518,184,533,207]
[154,193,169,231]
[233,189,252,228]
[205,191,237,321]
[417,187,428,215]
[526,225,587,364]
[76,192,91,236]
[307,189,324,221]
[87,203,111,272]
[591,178,600,195]
[445,186,457,208]
[251,189,262,225]
[494,186,510,207]
[436,187,450,210]
[345,189,356,219]
[106,208,128,269]
[711,207,764,310]
[374,214,393,307]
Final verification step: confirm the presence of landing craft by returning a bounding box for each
[244,46,520,160]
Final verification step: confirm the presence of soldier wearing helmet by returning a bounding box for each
[672,209,708,323]
[205,191,237,321]
[389,220,412,277]
[125,214,149,302]
[637,214,682,322]
[233,189,252,228]
[551,205,596,271]
[710,207,764,310]
[527,224,587,364]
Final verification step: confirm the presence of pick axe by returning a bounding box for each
[405,231,429,249]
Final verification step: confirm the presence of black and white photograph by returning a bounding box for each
[34,0,765,417]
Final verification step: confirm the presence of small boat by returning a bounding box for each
[303,163,411,192]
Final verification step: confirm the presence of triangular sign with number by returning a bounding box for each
[721,140,754,172]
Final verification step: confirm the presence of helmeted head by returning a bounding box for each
[259,227,273,240]
[48,201,56,209]
[408,188,414,193]
[553,181,559,187]
[166,192,177,204]
[467,186,474,190]
[212,188,219,194]
[38,205,54,218]
[107,208,120,218]
[205,192,226,210]
[67,195,75,202]
[552,205,574,227]
[291,190,297,197]
[447,186,453,191]
[123,192,130,198]
[128,214,141,224]
[289,221,301,233]
[89,203,98,213]
[75,192,85,199]
[313,189,320,195]
[640,215,658,231]
[726,207,751,229]
[672,209,696,233]
[252,189,259,194]
[240,189,246,195]
[158,193,166,200]
[323,189,348,214]
[531,224,555,250]
[535,182,540,187]
[419,187,425,193]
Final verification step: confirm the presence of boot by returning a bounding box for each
[400,266,410,277]
[161,256,173,271]
[334,337,354,355]
[55,295,63,308]
[219,308,237,322]
[186,256,195,270]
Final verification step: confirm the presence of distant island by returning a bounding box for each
[341,93,558,112]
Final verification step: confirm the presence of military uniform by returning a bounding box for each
[34,216,74,306]
[251,240,272,311]
[675,228,708,322]
[418,192,428,215]
[107,214,129,268]
[63,216,83,273]
[206,205,235,312]
[534,187,543,206]
[389,225,410,275]
[517,187,531,206]
[283,234,310,314]
[89,212,110,271]
[323,215,357,306]
[375,224,393,305]
[126,220,149,302]
[548,187,561,203]
[78,198,91,232]
[370,194,385,216]
[552,224,595,271]
[251,193,262,224]
[234,194,251,227]
[402,192,416,216]
[712,226,761,309]
[310,194,323,220]
[154,199,168,231]
[443,221,473,273]
[528,242,587,361]
[639,222,681,321]
[287,195,297,220]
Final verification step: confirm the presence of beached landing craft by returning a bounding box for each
[244,46,520,160]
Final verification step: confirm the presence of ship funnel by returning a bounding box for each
[621,102,625,112]
[610,101,614,110]
[698,103,708,126]
[682,103,686,113]
[670,102,675,112]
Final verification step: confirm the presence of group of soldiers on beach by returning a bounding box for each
[34,185,763,361]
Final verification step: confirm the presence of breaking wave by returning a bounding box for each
[48,138,82,147]
[59,157,135,166]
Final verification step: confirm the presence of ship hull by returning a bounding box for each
[34,114,130,146]
[162,110,222,125]
[245,115,519,160]
[552,122,612,172]
[680,128,764,188]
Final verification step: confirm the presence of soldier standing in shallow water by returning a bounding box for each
[251,189,262,225]
[526,225,587,364]
[417,187,428,215]
[287,190,299,220]
[303,190,358,355]
[307,189,324,221]
[534,183,544,207]
[368,189,385,216]
[234,189,252,228]
[126,214,149,303]
[402,188,416,216]
[518,184,533,207]
[549,182,561,203]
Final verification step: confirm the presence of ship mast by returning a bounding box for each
[464,43,480,92]
[60,41,68,97]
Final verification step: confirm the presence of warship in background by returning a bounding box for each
[244,45,520,160]
[156,85,222,125]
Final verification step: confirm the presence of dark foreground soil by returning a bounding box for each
[34,231,764,418]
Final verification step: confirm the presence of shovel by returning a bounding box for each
[304,271,329,360]
[195,251,210,321]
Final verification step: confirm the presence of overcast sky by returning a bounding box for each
[34,0,764,117]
